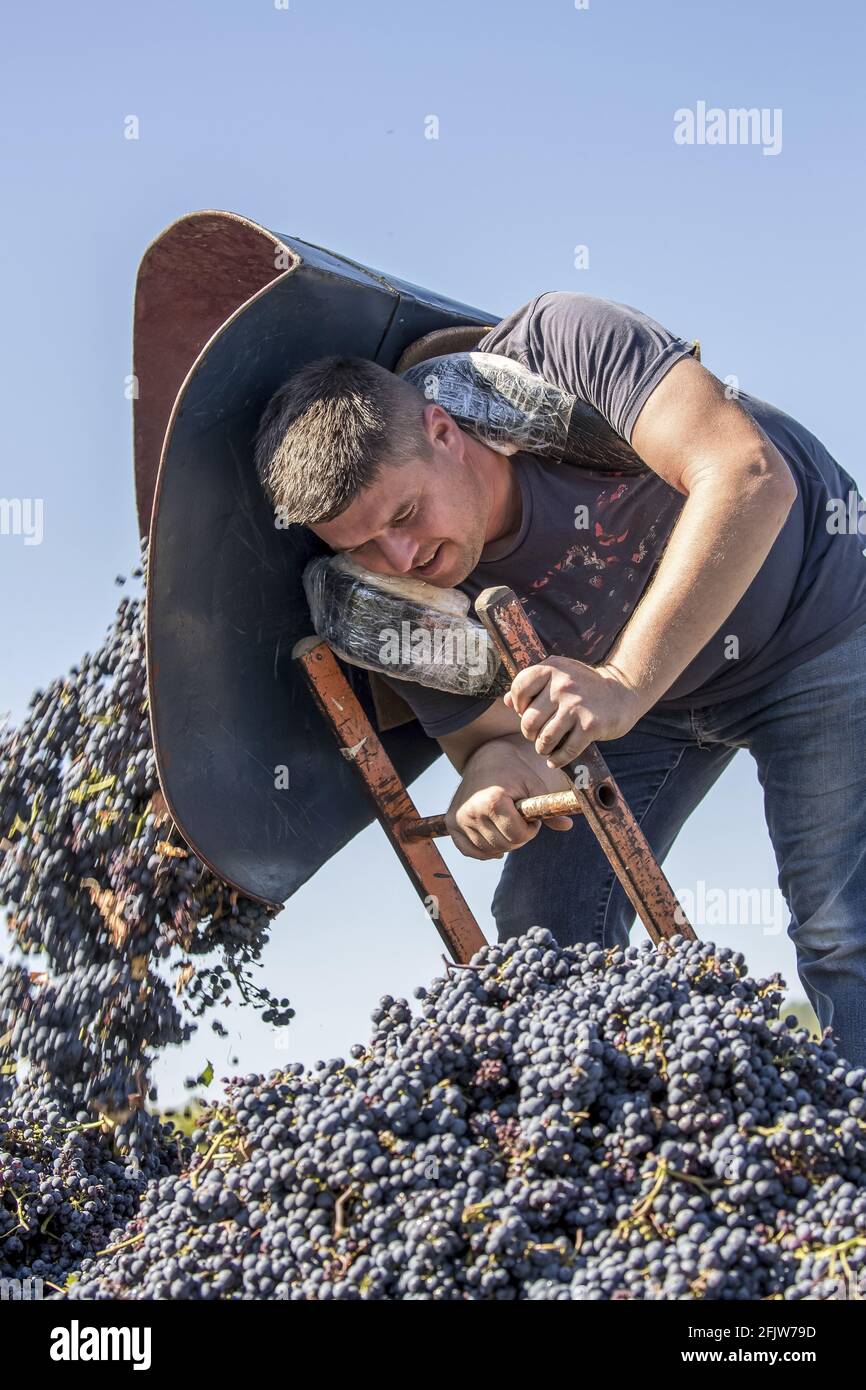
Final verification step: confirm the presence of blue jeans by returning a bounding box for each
[492,622,866,1066]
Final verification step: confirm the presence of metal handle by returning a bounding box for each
[401,790,581,842]
[473,586,695,944]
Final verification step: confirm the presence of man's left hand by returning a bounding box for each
[503,657,647,769]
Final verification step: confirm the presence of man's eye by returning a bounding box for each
[395,505,417,526]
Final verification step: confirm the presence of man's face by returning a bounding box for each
[309,405,491,588]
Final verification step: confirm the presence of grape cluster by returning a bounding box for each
[62,931,866,1301]
[0,555,290,1124]
[0,1072,186,1291]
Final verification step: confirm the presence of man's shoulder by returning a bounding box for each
[476,291,651,359]
[479,290,611,332]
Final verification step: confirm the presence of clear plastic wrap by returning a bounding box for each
[400,351,575,459]
[302,554,509,697]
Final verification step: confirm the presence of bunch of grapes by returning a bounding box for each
[62,930,866,1302]
[0,1071,187,1291]
[0,554,291,1128]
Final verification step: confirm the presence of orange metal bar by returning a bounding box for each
[293,637,487,963]
[474,587,695,945]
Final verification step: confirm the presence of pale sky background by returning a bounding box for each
[1,0,863,1103]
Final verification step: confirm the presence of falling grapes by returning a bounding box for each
[0,552,292,1208]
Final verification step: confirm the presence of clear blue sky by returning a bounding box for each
[1,0,863,1102]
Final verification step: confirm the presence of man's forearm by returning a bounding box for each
[601,464,797,710]
[458,730,544,783]
[505,360,801,767]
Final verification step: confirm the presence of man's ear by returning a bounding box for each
[423,402,458,450]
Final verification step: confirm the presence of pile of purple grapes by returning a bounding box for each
[62,930,866,1301]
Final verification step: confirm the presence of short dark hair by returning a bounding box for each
[254,355,432,525]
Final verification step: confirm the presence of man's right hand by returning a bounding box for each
[444,732,574,860]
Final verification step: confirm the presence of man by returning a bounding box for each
[255,292,866,1065]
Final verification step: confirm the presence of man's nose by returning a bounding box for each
[377,532,419,573]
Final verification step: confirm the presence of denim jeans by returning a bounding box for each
[492,622,866,1066]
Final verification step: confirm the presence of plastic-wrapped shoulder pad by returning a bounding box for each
[401,351,575,459]
[303,554,508,698]
[402,349,647,474]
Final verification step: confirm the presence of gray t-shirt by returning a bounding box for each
[381,291,866,737]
